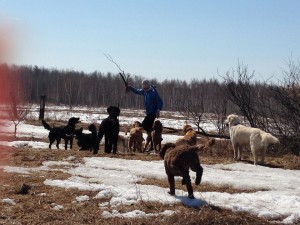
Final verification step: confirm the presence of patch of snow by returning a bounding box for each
[75,195,90,202]
[2,198,16,205]
[102,209,176,218]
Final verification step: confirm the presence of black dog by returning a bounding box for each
[93,106,120,154]
[74,124,97,151]
[42,117,80,150]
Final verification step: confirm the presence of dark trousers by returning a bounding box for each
[142,113,156,133]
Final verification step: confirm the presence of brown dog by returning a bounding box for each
[144,119,163,152]
[117,134,128,152]
[175,124,197,146]
[152,119,163,152]
[128,122,144,152]
[160,143,205,199]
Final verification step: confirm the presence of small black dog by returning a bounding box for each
[74,124,97,151]
[93,106,120,154]
[42,117,80,150]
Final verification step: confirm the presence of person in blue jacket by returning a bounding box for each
[126,79,163,151]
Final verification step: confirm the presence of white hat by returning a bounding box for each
[142,79,150,86]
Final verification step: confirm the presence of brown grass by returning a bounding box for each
[1,119,299,224]
[0,146,276,225]
[138,178,269,194]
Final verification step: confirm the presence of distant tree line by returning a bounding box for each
[1,59,300,154]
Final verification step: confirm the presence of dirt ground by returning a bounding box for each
[0,120,299,225]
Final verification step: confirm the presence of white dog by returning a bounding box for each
[225,114,279,165]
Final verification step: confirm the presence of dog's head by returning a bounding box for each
[225,114,240,127]
[183,124,193,134]
[159,142,176,159]
[88,124,97,133]
[107,106,120,117]
[152,119,163,132]
[74,127,83,138]
[130,126,143,134]
[133,121,142,128]
[68,117,80,127]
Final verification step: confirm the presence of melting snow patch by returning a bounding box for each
[52,204,64,211]
[1,166,31,174]
[2,198,16,205]
[102,209,175,218]
[75,195,90,202]
[282,213,299,224]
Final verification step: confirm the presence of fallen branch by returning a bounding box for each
[163,126,230,139]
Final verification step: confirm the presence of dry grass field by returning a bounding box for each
[1,120,300,225]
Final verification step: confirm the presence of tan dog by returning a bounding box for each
[175,124,197,146]
[117,134,128,152]
[144,119,163,152]
[128,122,144,153]
[159,143,204,199]
[225,114,279,165]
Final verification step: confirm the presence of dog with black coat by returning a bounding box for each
[42,117,80,150]
[93,106,120,154]
[74,124,97,151]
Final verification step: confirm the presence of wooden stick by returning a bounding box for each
[104,54,130,86]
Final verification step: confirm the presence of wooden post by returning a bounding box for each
[39,95,46,120]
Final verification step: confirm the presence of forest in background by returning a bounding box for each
[0,59,300,153]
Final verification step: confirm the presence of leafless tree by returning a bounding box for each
[8,93,32,138]
[220,62,259,127]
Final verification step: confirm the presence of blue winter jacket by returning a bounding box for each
[129,85,163,115]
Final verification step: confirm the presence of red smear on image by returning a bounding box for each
[0,23,20,183]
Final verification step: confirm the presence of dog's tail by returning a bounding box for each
[42,120,52,131]
[261,132,280,145]
[88,124,97,135]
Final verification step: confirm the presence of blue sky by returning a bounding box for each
[0,0,299,82]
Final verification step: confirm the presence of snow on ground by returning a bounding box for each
[1,106,300,223]
[0,120,180,149]
[2,156,300,223]
[0,104,218,131]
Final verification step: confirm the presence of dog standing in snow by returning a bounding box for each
[160,143,205,199]
[225,114,279,165]
[93,106,120,154]
[42,117,80,150]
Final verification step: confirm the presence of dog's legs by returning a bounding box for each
[106,142,113,154]
[70,138,73,150]
[252,148,259,165]
[233,144,237,160]
[182,172,194,199]
[104,136,111,154]
[261,147,266,165]
[64,138,69,150]
[122,139,126,152]
[112,141,117,154]
[56,138,61,149]
[167,175,175,196]
[144,140,150,152]
[192,164,203,185]
[233,144,241,160]
[49,137,55,149]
